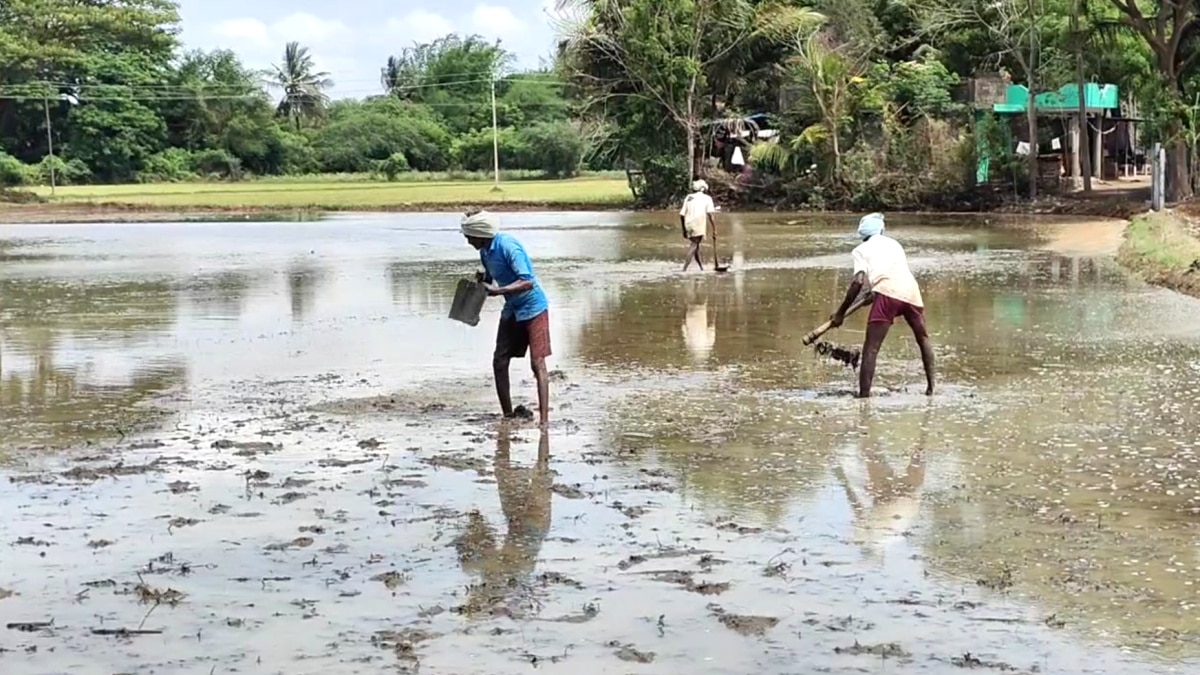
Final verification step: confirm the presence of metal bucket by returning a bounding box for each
[448,278,488,326]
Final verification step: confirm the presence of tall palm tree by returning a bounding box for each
[268,41,333,129]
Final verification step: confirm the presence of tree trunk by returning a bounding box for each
[1026,102,1038,200]
[686,90,699,179]
[1168,134,1191,202]
[1075,49,1092,191]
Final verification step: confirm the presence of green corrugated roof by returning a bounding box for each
[993,83,1119,113]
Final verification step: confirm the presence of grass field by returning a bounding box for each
[29,175,634,210]
[1117,211,1200,298]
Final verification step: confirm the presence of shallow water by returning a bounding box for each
[2,212,1199,674]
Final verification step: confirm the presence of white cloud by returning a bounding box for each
[470,4,526,36]
[383,10,456,48]
[271,12,353,44]
[212,17,270,47]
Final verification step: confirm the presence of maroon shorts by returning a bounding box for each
[869,294,926,332]
[495,310,551,360]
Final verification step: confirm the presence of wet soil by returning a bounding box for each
[2,212,1199,673]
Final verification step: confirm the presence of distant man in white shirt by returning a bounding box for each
[828,213,935,398]
[678,179,716,271]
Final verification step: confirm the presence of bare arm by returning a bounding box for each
[831,271,866,325]
[487,279,533,296]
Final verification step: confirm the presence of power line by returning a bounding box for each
[0,78,570,102]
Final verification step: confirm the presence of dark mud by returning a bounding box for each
[3,213,1200,673]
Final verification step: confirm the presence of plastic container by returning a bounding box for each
[448,278,488,326]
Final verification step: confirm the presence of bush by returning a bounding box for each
[35,156,92,186]
[453,127,526,172]
[632,155,690,207]
[0,152,31,187]
[279,130,319,175]
[139,148,195,182]
[315,99,453,173]
[190,148,242,179]
[378,152,411,181]
[517,121,585,177]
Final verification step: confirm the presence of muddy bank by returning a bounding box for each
[1116,210,1200,298]
[2,373,1193,675]
[0,192,1147,224]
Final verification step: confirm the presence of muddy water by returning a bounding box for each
[2,213,1199,674]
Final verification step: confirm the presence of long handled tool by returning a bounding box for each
[710,225,729,273]
[803,292,874,368]
[802,291,873,346]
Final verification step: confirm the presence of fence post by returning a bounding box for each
[1151,142,1164,211]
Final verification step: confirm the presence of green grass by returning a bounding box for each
[1117,211,1200,297]
[30,174,634,209]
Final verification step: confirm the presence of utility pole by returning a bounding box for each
[490,72,500,189]
[43,96,56,196]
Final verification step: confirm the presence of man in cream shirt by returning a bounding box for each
[828,213,935,397]
[678,179,716,271]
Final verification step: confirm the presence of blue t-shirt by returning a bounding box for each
[479,233,549,321]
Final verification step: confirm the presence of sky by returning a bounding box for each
[176,0,571,98]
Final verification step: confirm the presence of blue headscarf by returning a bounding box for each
[857,212,885,239]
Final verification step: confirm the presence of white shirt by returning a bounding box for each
[851,234,923,307]
[679,191,714,238]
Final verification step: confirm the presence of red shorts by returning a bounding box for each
[869,294,926,332]
[495,310,551,360]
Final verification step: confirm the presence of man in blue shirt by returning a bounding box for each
[461,210,551,428]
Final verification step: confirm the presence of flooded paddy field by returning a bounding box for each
[2,212,1199,674]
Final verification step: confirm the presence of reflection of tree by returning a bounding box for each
[286,262,325,320]
[453,430,552,617]
[386,261,460,312]
[0,276,185,451]
[182,270,255,319]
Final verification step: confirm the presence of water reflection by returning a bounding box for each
[286,262,325,321]
[681,302,716,363]
[835,406,930,562]
[454,430,552,617]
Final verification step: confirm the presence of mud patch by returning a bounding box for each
[708,604,779,636]
[610,641,656,663]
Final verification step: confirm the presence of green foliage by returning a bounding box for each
[379,153,411,181]
[0,152,30,187]
[454,128,525,172]
[314,98,453,173]
[0,0,1196,204]
[36,155,91,185]
[517,122,585,178]
[632,155,691,207]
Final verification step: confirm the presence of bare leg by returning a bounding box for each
[858,322,890,398]
[493,355,514,417]
[904,313,935,396]
[531,356,549,428]
[683,240,702,271]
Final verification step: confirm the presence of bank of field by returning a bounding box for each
[32,175,633,210]
[1117,210,1200,298]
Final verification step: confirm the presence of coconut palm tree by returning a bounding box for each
[268,41,333,129]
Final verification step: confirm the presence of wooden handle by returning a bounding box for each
[802,292,873,346]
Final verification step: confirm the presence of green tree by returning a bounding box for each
[269,41,333,129]
[314,97,452,172]
[0,0,179,178]
[381,34,513,134]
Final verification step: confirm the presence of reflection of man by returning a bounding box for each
[840,448,925,557]
[834,407,929,559]
[681,303,716,363]
[454,429,552,615]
